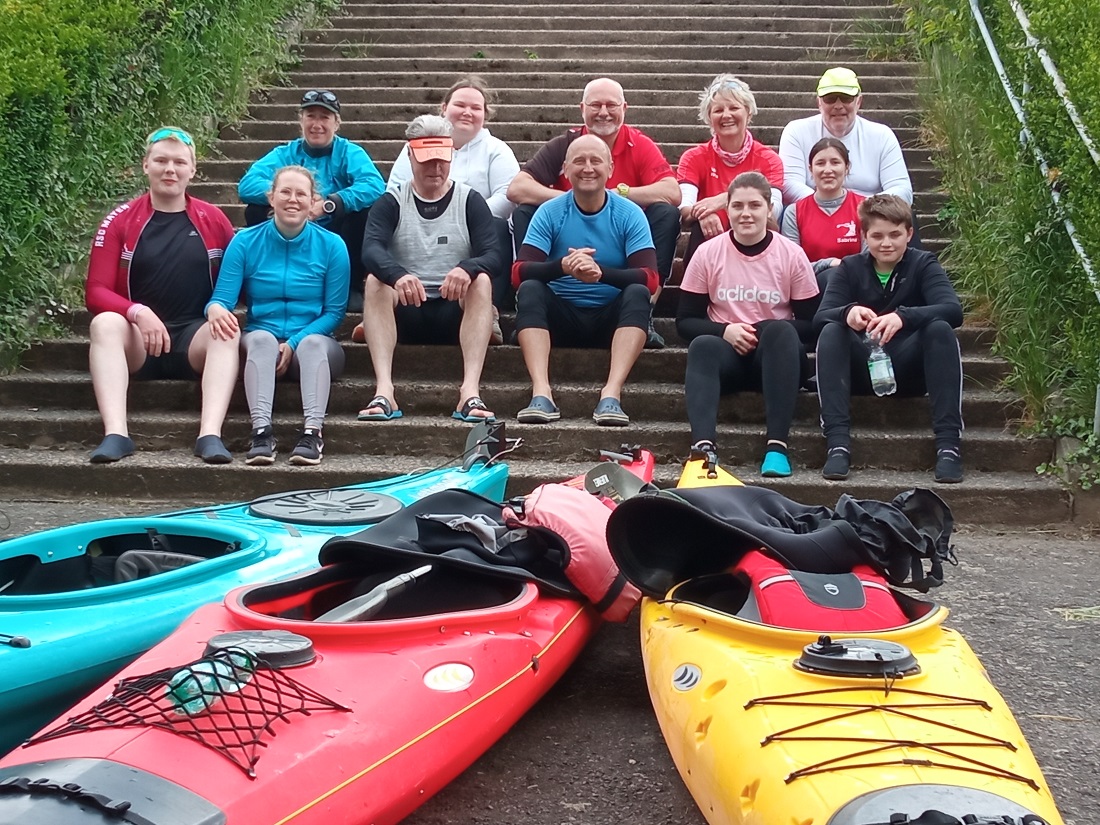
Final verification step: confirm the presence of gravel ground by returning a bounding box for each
[1,498,1096,824]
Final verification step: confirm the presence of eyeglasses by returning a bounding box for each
[584,102,623,112]
[820,93,857,105]
[145,127,193,147]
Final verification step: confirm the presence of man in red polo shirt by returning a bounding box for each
[507,77,680,347]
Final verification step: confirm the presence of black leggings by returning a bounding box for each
[684,319,808,445]
[815,319,962,450]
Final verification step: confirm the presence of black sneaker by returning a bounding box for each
[289,428,324,466]
[934,447,963,484]
[822,446,850,480]
[245,427,277,466]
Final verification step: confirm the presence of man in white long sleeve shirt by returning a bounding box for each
[778,67,913,207]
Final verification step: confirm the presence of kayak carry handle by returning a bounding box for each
[316,565,434,623]
[0,633,30,648]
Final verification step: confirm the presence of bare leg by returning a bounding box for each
[188,322,240,438]
[518,328,554,403]
[361,275,400,413]
[88,312,146,436]
[456,275,493,415]
[601,327,646,399]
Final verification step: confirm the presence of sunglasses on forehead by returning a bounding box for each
[145,127,194,147]
[301,90,339,105]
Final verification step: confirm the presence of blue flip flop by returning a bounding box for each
[592,397,630,427]
[452,396,496,423]
[358,396,403,421]
[517,395,561,424]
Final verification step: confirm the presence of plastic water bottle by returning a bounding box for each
[167,651,254,716]
[865,333,897,396]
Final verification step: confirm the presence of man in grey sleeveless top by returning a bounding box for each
[359,115,503,423]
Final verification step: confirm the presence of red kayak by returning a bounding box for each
[0,446,653,825]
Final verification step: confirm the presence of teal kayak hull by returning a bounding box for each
[0,462,508,755]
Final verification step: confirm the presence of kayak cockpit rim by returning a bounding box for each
[0,518,268,603]
[658,572,946,637]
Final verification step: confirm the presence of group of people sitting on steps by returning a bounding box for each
[84,66,964,484]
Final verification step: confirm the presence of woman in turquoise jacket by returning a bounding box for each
[207,165,350,466]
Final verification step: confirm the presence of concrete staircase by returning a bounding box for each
[0,0,1070,525]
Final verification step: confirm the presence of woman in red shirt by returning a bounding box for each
[677,75,785,266]
[780,137,865,290]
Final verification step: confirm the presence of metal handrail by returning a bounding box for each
[966,0,1100,431]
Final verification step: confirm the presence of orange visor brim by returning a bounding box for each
[409,137,454,162]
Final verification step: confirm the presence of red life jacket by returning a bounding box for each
[734,549,908,631]
[503,483,641,622]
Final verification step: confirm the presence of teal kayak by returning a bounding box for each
[0,425,510,756]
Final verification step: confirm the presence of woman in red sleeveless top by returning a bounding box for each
[780,138,865,291]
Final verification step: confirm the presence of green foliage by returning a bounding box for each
[0,0,333,369]
[898,0,1100,447]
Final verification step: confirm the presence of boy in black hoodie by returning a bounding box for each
[813,194,964,483]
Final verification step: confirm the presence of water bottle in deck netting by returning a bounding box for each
[865,332,896,396]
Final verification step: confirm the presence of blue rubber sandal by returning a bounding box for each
[592,397,630,427]
[517,395,560,424]
[452,396,496,423]
[760,450,792,478]
[357,396,403,421]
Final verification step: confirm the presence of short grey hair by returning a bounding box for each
[699,74,758,124]
[405,114,454,140]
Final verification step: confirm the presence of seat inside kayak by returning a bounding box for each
[0,529,240,596]
[241,562,528,622]
[671,570,937,631]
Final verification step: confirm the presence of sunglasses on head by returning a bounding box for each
[145,127,194,147]
[302,90,339,105]
[820,93,857,105]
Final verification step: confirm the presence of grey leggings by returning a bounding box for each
[241,330,345,430]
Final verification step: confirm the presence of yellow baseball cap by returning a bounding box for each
[817,67,861,97]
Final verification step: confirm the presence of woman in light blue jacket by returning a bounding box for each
[207,166,349,466]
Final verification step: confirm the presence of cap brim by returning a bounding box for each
[410,146,453,162]
[301,102,340,115]
[817,85,861,97]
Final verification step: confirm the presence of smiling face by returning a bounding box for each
[810,145,849,195]
[817,92,862,137]
[863,216,913,268]
[581,78,626,139]
[708,92,751,150]
[726,185,771,245]
[442,86,486,147]
[299,107,340,149]
[143,139,195,206]
[564,135,613,198]
[269,169,314,234]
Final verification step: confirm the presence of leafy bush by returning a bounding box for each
[0,0,331,368]
[899,0,1100,428]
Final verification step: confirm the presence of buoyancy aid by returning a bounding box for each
[504,483,641,622]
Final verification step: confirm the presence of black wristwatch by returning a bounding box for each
[322,198,337,214]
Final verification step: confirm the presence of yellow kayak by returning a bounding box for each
[620,462,1065,825]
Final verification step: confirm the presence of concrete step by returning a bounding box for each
[338,5,897,20]
[341,0,900,10]
[2,410,1048,474]
[305,29,873,48]
[296,42,878,60]
[267,72,920,95]
[0,449,1067,527]
[19,339,1010,387]
[282,58,923,79]
[231,103,920,131]
[253,86,920,107]
[0,372,1023,429]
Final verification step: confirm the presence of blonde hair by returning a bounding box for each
[269,165,317,198]
[699,75,758,124]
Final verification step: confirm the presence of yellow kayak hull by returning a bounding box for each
[636,464,1065,824]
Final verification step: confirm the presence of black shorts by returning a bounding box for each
[134,319,204,381]
[395,298,464,345]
